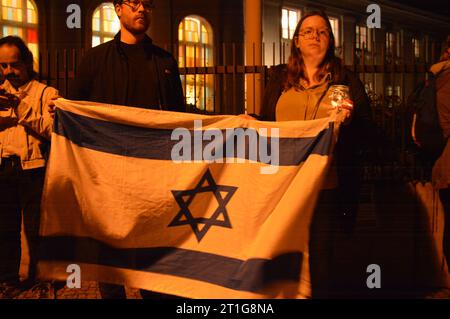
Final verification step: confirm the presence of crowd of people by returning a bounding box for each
[0,0,448,299]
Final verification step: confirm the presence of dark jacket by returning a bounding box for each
[432,60,450,189]
[261,64,376,221]
[70,33,185,112]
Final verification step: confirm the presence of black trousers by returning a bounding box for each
[0,157,45,284]
[440,188,450,273]
[309,189,338,298]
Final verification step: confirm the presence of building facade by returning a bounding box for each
[1,0,449,114]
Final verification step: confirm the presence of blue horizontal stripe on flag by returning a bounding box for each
[39,236,302,293]
[53,108,332,166]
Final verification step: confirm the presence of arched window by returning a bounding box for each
[178,16,214,111]
[281,7,300,40]
[92,2,120,47]
[0,0,38,69]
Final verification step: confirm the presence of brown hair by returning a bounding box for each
[286,10,343,90]
[113,0,155,6]
[0,35,37,79]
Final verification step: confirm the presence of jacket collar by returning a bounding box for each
[297,72,332,90]
[1,79,33,99]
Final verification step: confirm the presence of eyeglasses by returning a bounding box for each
[298,28,330,40]
[122,0,154,12]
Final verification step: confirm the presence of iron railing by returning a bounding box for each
[36,42,443,181]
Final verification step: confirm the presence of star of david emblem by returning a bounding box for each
[168,169,237,242]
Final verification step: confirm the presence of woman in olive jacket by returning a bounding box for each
[260,10,375,297]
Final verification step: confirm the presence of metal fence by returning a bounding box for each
[37,41,443,181]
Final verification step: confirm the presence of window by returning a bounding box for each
[386,32,399,56]
[386,85,393,96]
[178,16,214,111]
[92,2,120,47]
[356,25,371,51]
[0,0,39,69]
[386,85,393,107]
[281,8,300,40]
[412,37,420,58]
[395,85,401,98]
[328,16,340,47]
[385,84,401,107]
[280,8,300,62]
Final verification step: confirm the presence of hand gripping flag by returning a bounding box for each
[38,99,341,298]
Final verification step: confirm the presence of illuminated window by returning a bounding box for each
[356,25,371,51]
[328,17,340,47]
[386,85,393,96]
[412,37,420,58]
[395,85,401,98]
[178,16,214,111]
[0,0,39,70]
[92,2,120,47]
[386,32,396,55]
[281,8,300,40]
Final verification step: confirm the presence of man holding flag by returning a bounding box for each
[62,0,185,299]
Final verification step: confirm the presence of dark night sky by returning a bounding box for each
[387,0,450,16]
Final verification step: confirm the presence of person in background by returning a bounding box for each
[431,36,450,278]
[0,36,58,299]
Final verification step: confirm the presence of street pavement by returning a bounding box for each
[15,281,142,299]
